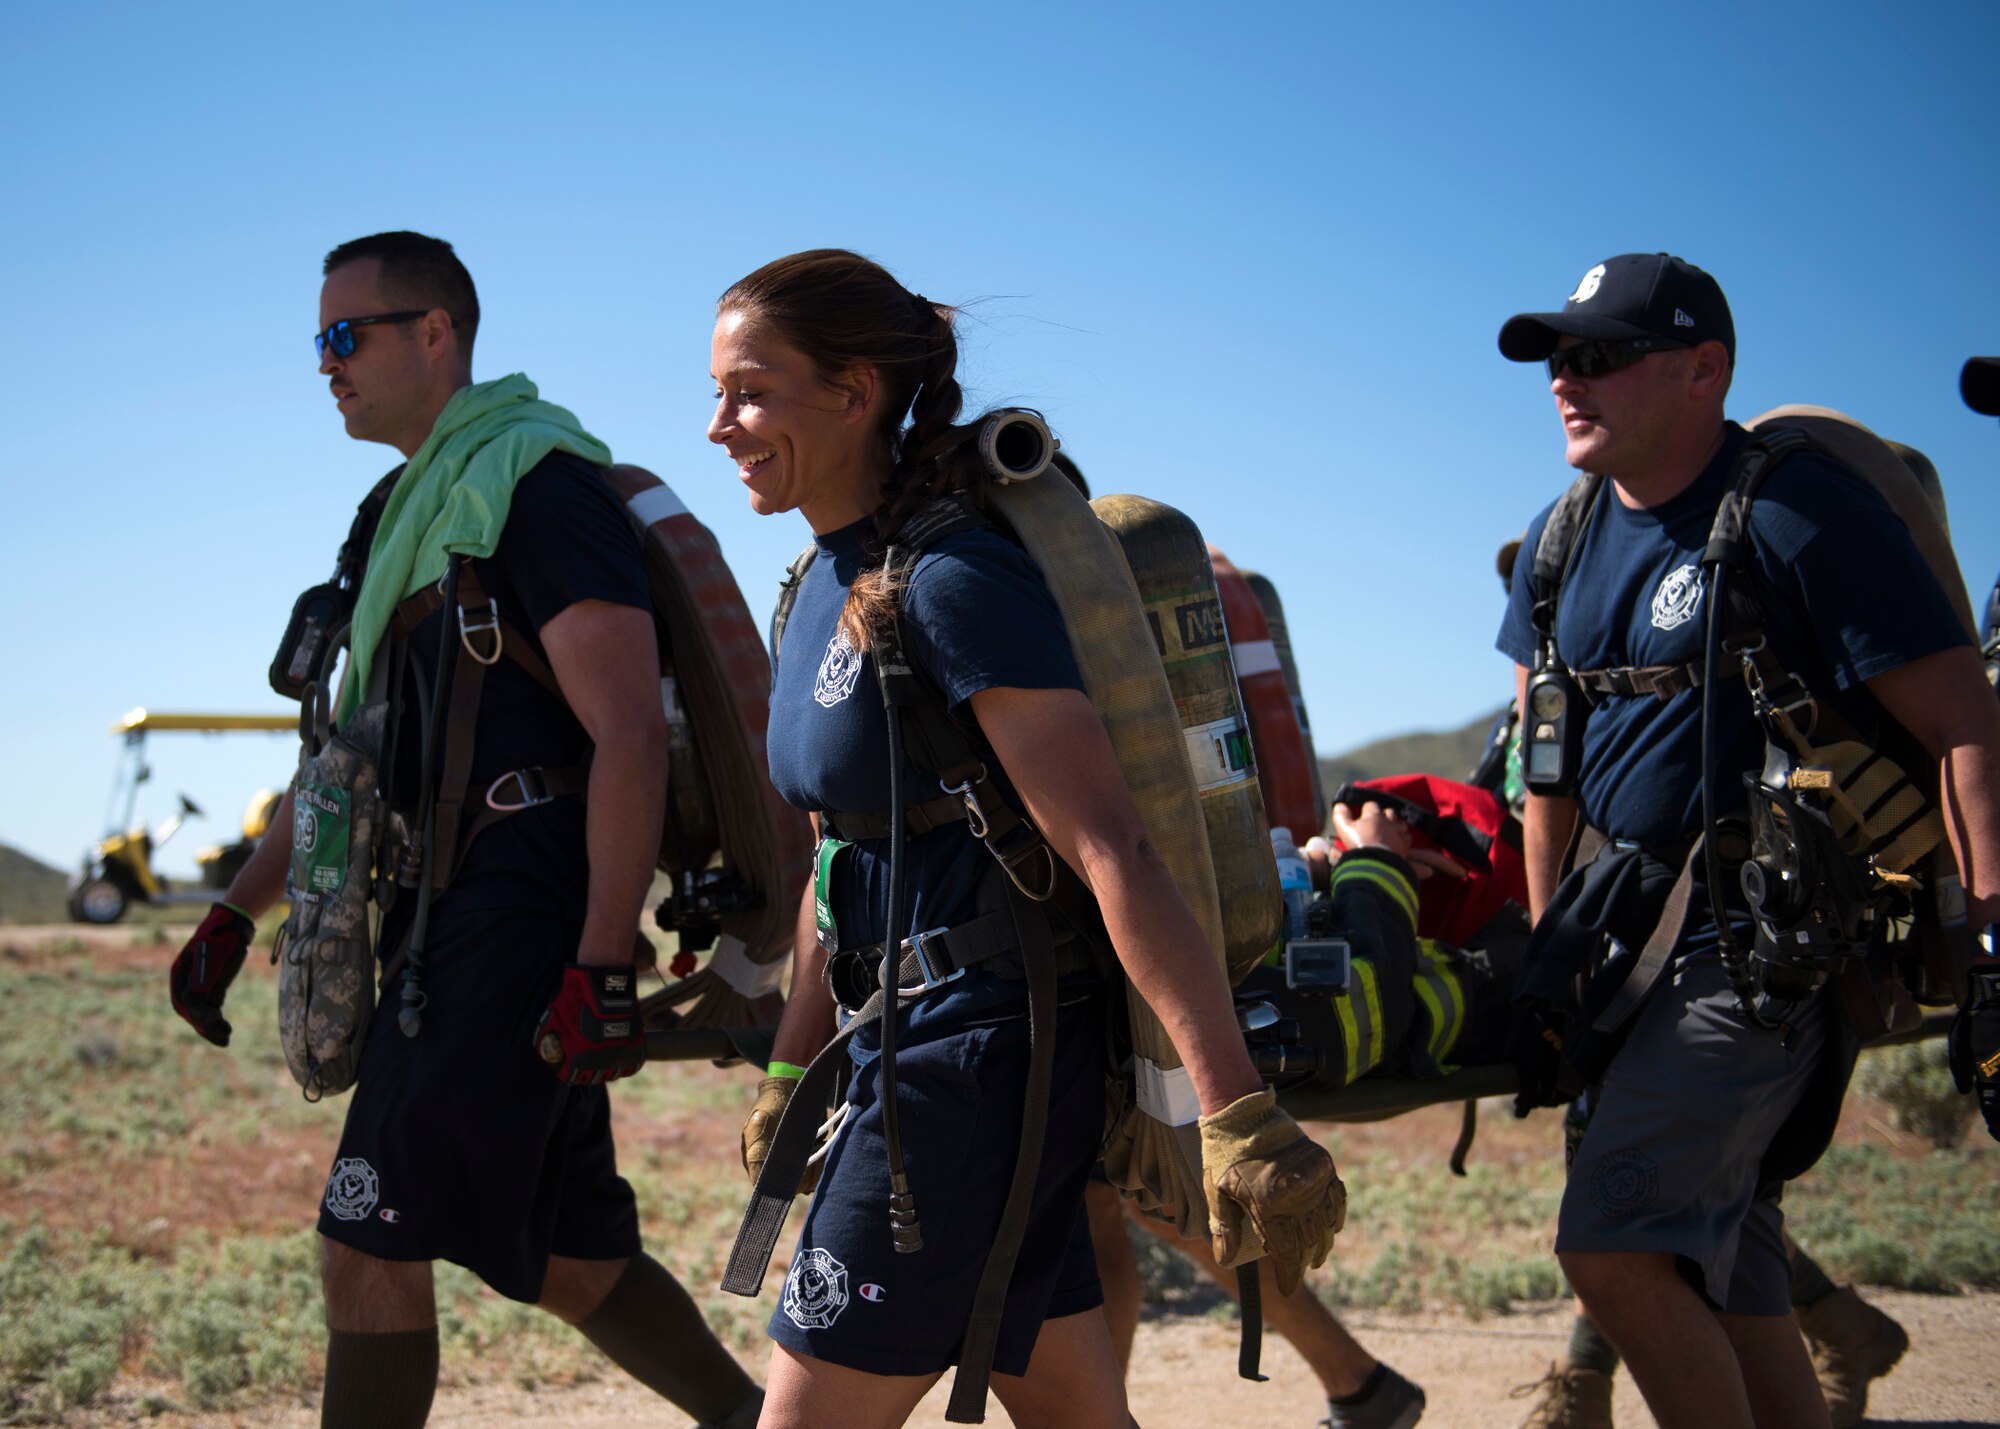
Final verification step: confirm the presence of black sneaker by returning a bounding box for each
[1322,1364,1425,1429]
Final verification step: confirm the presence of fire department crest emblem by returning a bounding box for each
[323,1157,380,1222]
[782,1246,850,1330]
[814,629,865,708]
[1650,563,1704,632]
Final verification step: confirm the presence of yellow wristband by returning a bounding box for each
[767,1059,808,1081]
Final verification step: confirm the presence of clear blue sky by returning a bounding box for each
[2,1,1996,874]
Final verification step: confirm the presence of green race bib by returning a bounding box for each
[290,784,352,899]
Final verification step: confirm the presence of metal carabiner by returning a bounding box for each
[942,766,992,839]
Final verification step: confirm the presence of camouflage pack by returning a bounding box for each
[275,698,386,1099]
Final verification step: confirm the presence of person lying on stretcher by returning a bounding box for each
[1259,790,1524,1091]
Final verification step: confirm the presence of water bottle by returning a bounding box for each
[1271,827,1312,943]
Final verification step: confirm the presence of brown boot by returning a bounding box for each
[1510,1359,1614,1429]
[1796,1286,1909,1429]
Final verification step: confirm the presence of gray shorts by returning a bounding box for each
[1556,954,1829,1315]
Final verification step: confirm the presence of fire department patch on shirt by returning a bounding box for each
[813,629,864,708]
[782,1246,851,1330]
[1650,563,1704,632]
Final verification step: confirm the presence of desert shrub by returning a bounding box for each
[0,1221,140,1421]
[1853,1041,1974,1149]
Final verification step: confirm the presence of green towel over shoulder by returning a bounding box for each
[338,373,612,722]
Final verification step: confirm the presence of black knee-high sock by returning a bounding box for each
[321,1326,439,1429]
[575,1253,759,1425]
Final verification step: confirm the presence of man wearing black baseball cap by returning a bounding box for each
[1492,255,2000,1429]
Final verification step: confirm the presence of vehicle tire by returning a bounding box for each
[72,877,128,924]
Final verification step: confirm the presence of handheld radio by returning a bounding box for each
[1522,658,1584,797]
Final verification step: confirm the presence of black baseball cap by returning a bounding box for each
[1963,357,2000,416]
[1499,253,1735,364]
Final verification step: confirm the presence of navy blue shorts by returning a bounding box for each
[1557,955,1829,1314]
[769,991,1107,1377]
[316,904,641,1302]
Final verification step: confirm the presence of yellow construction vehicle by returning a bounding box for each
[70,709,294,924]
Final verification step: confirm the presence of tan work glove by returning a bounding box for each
[741,1076,827,1197]
[1199,1087,1345,1295]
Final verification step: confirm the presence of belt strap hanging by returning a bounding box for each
[944,877,1057,1422]
[1588,834,1704,1034]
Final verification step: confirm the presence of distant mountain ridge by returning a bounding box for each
[1,842,71,924]
[1317,705,1507,795]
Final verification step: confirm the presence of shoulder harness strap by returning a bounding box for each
[1528,472,1605,665]
[384,557,586,896]
[769,542,819,678]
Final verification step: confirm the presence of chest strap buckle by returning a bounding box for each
[486,767,558,812]
[895,927,967,998]
[460,597,503,665]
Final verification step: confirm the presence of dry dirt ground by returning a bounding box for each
[54,1290,2000,1427]
[11,924,2000,1428]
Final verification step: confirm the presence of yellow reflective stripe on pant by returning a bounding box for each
[1408,940,1466,1077]
[1332,958,1385,1084]
[1329,858,1418,931]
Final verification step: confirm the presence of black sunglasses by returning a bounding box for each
[314,310,433,360]
[1545,337,1688,382]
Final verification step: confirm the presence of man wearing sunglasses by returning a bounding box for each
[1491,254,2000,1429]
[168,231,762,1429]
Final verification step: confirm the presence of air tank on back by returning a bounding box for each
[1207,549,1323,844]
[1239,569,1328,828]
[1094,495,1282,985]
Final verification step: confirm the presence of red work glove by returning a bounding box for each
[534,963,645,1084]
[169,902,255,1047]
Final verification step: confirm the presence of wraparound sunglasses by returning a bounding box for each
[314,310,432,360]
[1546,337,1689,382]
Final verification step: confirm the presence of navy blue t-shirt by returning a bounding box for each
[378,452,651,937]
[767,515,1084,1037]
[1496,423,1967,852]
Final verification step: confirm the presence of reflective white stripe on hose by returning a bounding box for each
[1231,639,1281,679]
[709,934,786,997]
[627,483,690,526]
[1135,1057,1202,1126]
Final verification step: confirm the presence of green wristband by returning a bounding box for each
[767,1060,808,1081]
[218,900,255,925]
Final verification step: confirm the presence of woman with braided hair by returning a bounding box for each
[711,249,1340,1429]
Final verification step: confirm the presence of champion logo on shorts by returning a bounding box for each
[378,1208,401,1224]
[1590,1147,1661,1218]
[858,1282,886,1303]
[782,1247,850,1330]
[1650,563,1703,632]
[813,629,865,708]
[323,1157,380,1222]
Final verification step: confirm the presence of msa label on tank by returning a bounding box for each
[1175,597,1227,651]
[1184,714,1255,792]
[290,785,351,898]
[1143,586,1230,669]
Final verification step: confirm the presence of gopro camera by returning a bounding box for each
[1522,664,1584,797]
[1285,938,1352,994]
